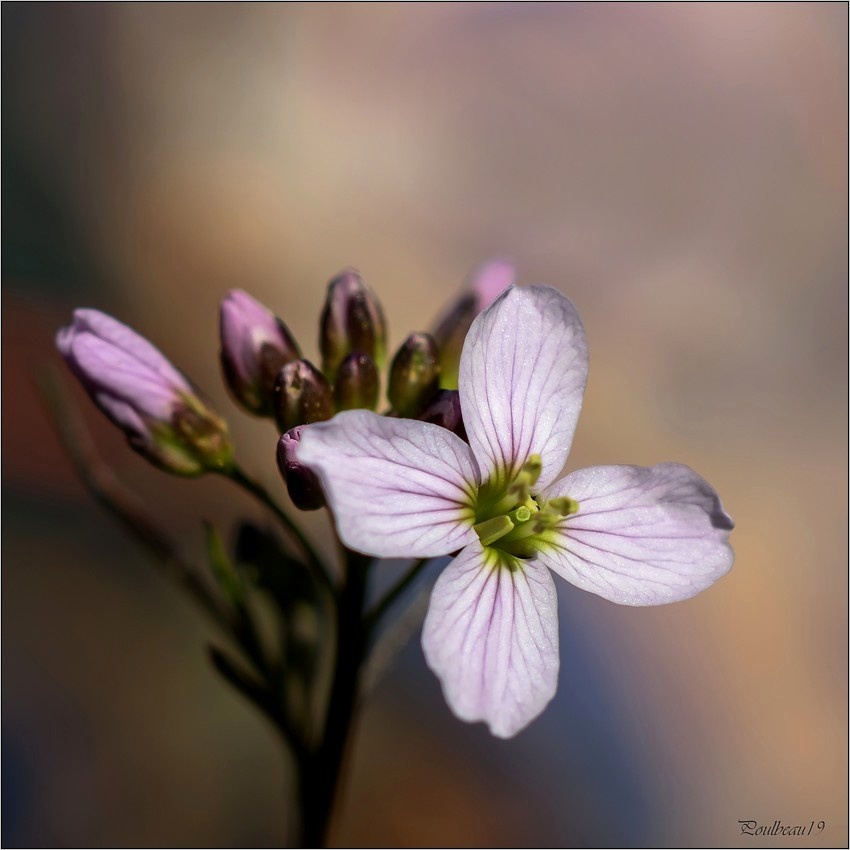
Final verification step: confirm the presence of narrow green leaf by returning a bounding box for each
[234,522,317,612]
[204,521,243,605]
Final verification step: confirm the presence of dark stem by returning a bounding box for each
[364,557,429,638]
[298,549,370,847]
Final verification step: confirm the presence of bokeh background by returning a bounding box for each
[3,3,847,847]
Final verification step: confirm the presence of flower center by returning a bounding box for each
[473,454,578,559]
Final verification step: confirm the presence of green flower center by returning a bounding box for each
[472,454,578,561]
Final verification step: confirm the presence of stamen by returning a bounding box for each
[495,454,545,514]
[521,454,543,485]
[507,478,530,504]
[474,515,515,547]
[546,496,580,517]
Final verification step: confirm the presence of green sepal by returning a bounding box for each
[147,394,235,476]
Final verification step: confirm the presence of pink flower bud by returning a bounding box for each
[57,309,233,475]
[219,289,300,416]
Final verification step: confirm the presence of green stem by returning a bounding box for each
[224,463,333,591]
[365,557,430,636]
[298,549,370,847]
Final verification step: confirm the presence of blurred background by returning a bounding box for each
[3,3,847,847]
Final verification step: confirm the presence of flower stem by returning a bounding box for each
[298,549,370,846]
[365,557,430,637]
[224,463,333,591]
[39,366,232,632]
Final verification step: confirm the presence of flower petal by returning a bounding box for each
[459,285,588,491]
[61,309,190,391]
[93,393,151,443]
[538,463,734,605]
[422,541,560,738]
[68,333,179,420]
[297,410,479,558]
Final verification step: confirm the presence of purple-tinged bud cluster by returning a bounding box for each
[220,289,300,416]
[57,309,233,475]
[277,426,326,511]
[56,263,507,509]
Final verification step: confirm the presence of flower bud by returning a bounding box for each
[432,259,515,389]
[388,332,440,418]
[219,289,300,416]
[319,268,387,378]
[418,389,467,441]
[56,309,233,475]
[277,427,326,511]
[273,359,334,433]
[334,351,379,411]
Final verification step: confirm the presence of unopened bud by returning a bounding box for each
[419,389,467,441]
[57,309,233,476]
[432,259,515,389]
[277,427,325,511]
[319,269,387,377]
[388,332,440,418]
[334,351,379,411]
[273,359,334,432]
[219,289,300,416]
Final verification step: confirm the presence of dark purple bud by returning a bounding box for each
[419,389,467,441]
[273,359,334,433]
[319,268,387,377]
[219,289,300,416]
[431,259,515,389]
[334,351,379,411]
[56,309,233,475]
[388,332,441,418]
[277,427,326,511]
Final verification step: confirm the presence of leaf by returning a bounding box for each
[204,521,244,606]
[234,521,318,612]
[235,521,324,697]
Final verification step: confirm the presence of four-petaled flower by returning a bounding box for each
[299,285,734,737]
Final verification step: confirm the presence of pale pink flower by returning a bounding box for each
[299,286,734,737]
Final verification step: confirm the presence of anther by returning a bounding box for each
[521,454,543,485]
[474,515,515,547]
[546,496,580,517]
